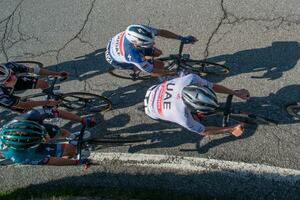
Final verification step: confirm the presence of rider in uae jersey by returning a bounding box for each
[144,74,213,134]
[106,26,158,73]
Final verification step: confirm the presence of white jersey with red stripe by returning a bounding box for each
[106,26,158,73]
[144,74,213,134]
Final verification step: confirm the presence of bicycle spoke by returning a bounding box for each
[62,92,112,112]
[182,60,229,76]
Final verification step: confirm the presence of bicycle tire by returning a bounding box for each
[230,113,277,125]
[108,68,151,81]
[89,134,147,144]
[285,102,300,119]
[181,60,229,76]
[61,92,112,112]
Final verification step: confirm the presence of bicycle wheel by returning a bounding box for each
[90,134,147,144]
[61,92,112,112]
[230,113,277,125]
[108,68,151,81]
[182,60,229,76]
[286,102,300,119]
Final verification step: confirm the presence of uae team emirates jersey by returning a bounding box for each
[144,74,213,134]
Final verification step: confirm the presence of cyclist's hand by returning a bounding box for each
[46,99,62,107]
[76,158,90,165]
[233,89,250,100]
[231,123,244,137]
[180,35,198,44]
[81,115,96,127]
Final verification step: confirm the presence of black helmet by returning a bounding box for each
[182,85,219,114]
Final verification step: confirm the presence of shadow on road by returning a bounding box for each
[206,41,300,82]
[45,48,111,82]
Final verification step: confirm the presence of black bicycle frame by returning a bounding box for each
[222,94,233,127]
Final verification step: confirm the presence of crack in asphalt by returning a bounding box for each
[203,0,227,59]
[203,0,300,58]
[8,0,96,66]
[0,0,41,61]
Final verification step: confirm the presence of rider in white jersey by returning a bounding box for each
[106,24,198,77]
[144,74,250,137]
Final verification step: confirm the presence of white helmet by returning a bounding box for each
[0,64,11,84]
[182,85,219,115]
[125,25,155,47]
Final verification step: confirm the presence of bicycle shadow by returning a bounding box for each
[123,84,300,154]
[60,112,131,138]
[206,41,300,82]
[45,48,111,82]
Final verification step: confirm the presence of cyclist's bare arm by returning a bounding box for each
[157,29,182,40]
[203,124,244,137]
[46,157,78,166]
[28,67,67,77]
[151,67,176,77]
[213,84,250,100]
[57,109,82,123]
[13,99,61,110]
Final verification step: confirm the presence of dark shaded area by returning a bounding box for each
[45,48,111,82]
[2,168,299,200]
[206,41,300,82]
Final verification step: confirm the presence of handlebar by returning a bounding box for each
[42,76,68,98]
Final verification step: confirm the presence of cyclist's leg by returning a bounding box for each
[62,144,76,158]
[60,129,71,138]
[152,46,162,57]
[57,109,81,123]
[35,79,49,89]
[37,143,75,158]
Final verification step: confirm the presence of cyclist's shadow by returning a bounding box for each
[206,41,300,82]
[125,85,300,154]
[102,79,155,110]
[45,48,110,82]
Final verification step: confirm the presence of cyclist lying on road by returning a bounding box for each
[105,24,197,77]
[144,74,250,137]
[0,107,95,165]
[0,61,67,113]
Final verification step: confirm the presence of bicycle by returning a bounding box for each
[69,125,147,160]
[108,40,229,81]
[21,76,112,113]
[285,102,300,119]
[210,94,277,127]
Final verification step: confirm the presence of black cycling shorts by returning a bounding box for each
[14,76,38,91]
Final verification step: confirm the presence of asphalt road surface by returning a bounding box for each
[0,0,299,170]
